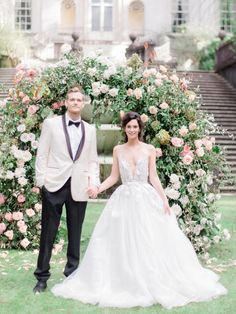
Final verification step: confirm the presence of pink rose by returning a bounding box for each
[133,88,142,99]
[22,95,30,104]
[32,186,40,194]
[4,213,13,221]
[26,208,35,217]
[149,106,158,114]
[19,91,26,98]
[13,211,24,221]
[126,88,133,96]
[156,148,163,158]
[27,105,39,115]
[17,220,25,228]
[120,110,125,120]
[179,126,188,137]
[140,114,149,123]
[34,203,42,212]
[194,139,203,149]
[4,230,14,240]
[196,147,204,157]
[189,122,197,131]
[19,225,27,234]
[51,102,63,110]
[27,69,36,77]
[180,145,193,157]
[171,137,184,147]
[20,238,30,249]
[16,64,25,71]
[204,140,213,151]
[0,194,6,205]
[183,154,193,165]
[17,194,25,203]
[159,102,169,109]
[0,223,7,234]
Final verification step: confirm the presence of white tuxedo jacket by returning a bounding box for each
[35,114,100,201]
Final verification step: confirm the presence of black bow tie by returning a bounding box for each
[68,120,80,127]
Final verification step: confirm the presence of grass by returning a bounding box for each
[0,196,236,314]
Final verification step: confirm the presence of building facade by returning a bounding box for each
[0,0,236,61]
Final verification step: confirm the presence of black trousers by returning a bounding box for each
[34,178,87,282]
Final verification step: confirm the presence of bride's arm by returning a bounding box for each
[98,146,120,194]
[148,145,171,214]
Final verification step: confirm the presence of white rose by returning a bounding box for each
[170,174,180,183]
[20,133,29,143]
[109,88,119,97]
[5,171,14,180]
[171,204,182,216]
[17,124,26,132]
[18,177,28,186]
[31,140,39,149]
[179,195,189,206]
[165,187,180,200]
[22,150,32,162]
[100,84,109,93]
[15,167,26,178]
[28,133,35,142]
[87,67,97,76]
[92,82,100,90]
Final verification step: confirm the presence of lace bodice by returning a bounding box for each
[118,155,149,183]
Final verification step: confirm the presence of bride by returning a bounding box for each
[51,111,227,309]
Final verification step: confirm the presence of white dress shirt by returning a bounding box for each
[65,113,82,159]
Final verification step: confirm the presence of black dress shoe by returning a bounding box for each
[33,281,47,293]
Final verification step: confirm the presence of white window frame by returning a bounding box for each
[15,0,32,32]
[91,0,113,32]
[172,0,189,32]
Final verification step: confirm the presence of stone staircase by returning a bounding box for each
[180,71,236,193]
[0,68,236,194]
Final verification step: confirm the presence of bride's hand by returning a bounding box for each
[163,200,171,215]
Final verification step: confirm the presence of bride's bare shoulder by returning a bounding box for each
[142,142,155,153]
[113,144,125,154]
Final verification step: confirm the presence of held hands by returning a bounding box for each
[163,200,171,215]
[87,185,99,199]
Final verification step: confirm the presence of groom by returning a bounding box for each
[33,86,100,293]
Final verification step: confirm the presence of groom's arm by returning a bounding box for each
[35,119,51,187]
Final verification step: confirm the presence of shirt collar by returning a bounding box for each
[65,112,81,125]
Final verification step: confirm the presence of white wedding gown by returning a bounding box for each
[51,156,227,309]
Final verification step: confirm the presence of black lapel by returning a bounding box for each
[74,120,86,162]
[62,114,73,161]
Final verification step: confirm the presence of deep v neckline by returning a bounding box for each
[119,156,148,178]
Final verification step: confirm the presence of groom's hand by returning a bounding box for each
[87,186,98,199]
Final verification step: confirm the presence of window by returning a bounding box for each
[172,0,189,32]
[15,0,32,31]
[220,0,236,32]
[91,0,113,31]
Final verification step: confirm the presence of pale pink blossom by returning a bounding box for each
[127,88,133,96]
[0,223,7,234]
[16,64,25,71]
[195,169,206,177]
[4,230,14,240]
[179,126,188,137]
[22,95,30,104]
[27,69,36,77]
[17,194,25,203]
[109,88,119,97]
[34,203,42,212]
[156,148,163,158]
[210,137,215,144]
[183,154,193,165]
[100,84,109,93]
[17,220,25,228]
[5,213,13,221]
[133,88,142,100]
[20,238,30,249]
[154,78,162,86]
[140,114,149,123]
[194,139,203,148]
[27,105,39,115]
[180,145,193,157]
[204,140,213,151]
[28,133,35,141]
[17,124,26,132]
[19,91,26,98]
[189,122,197,131]
[32,186,40,194]
[26,208,35,217]
[31,140,39,149]
[20,133,29,143]
[196,147,205,157]
[0,193,5,205]
[171,137,184,147]
[149,106,158,114]
[159,102,169,109]
[13,211,23,220]
[19,225,27,234]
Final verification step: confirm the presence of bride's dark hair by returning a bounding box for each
[121,112,144,142]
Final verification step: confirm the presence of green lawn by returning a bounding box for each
[0,196,236,314]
